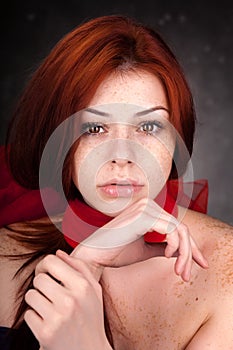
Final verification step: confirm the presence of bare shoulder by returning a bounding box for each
[0,226,19,254]
[178,206,233,250]
[176,208,233,348]
[0,225,30,255]
[179,206,233,291]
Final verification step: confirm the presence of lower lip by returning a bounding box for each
[99,184,143,198]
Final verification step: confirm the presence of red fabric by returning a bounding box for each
[62,178,208,247]
[0,145,208,248]
[0,146,66,227]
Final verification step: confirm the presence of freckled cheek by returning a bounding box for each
[71,140,92,186]
[71,135,175,189]
[72,138,105,187]
[139,136,175,172]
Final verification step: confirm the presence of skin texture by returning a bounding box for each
[101,208,233,349]
[71,71,233,349]
[70,70,207,280]
[0,70,232,350]
[72,70,175,214]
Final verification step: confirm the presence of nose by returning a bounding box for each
[107,139,137,166]
[111,159,132,166]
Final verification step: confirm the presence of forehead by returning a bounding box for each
[88,70,168,108]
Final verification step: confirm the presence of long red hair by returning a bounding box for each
[6,14,195,197]
[4,15,196,349]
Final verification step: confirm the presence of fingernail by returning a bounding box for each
[202,257,209,268]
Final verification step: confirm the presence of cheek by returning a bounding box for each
[72,138,105,189]
[139,135,175,175]
[71,140,91,189]
[72,155,80,190]
[157,149,173,177]
[72,132,175,199]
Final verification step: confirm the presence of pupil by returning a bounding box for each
[91,126,99,133]
[144,124,152,131]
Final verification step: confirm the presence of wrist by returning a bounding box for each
[71,245,106,281]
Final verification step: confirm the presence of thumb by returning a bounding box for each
[56,249,104,282]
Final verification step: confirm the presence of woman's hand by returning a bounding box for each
[24,253,113,350]
[72,197,208,282]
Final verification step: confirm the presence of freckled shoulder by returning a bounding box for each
[178,206,233,292]
[0,226,18,255]
[0,226,30,255]
[176,207,233,348]
[206,219,233,294]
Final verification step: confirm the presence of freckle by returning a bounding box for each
[177,281,184,286]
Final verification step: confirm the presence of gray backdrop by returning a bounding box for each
[1,0,232,224]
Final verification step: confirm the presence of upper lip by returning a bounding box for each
[98,178,144,186]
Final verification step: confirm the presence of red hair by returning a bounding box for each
[6,15,195,196]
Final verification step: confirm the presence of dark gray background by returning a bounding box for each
[0,1,232,224]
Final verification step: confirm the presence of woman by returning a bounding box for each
[0,15,232,350]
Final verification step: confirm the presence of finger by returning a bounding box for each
[175,227,192,281]
[148,200,179,228]
[24,308,44,340]
[35,255,88,291]
[189,236,209,268]
[180,251,193,282]
[151,204,208,269]
[150,218,177,237]
[167,224,191,275]
[33,272,66,306]
[164,229,179,258]
[57,249,104,284]
[25,288,53,319]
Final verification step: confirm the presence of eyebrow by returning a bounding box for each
[135,106,170,117]
[85,108,110,117]
[85,106,170,118]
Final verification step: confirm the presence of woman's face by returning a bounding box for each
[72,70,176,216]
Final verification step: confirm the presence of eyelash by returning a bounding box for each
[137,120,163,135]
[81,122,106,135]
[81,121,163,136]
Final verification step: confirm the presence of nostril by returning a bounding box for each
[111,159,132,165]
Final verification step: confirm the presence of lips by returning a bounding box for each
[98,179,144,198]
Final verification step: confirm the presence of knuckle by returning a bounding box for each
[33,272,45,288]
[43,254,56,266]
[166,235,179,248]
[35,254,55,275]
[63,294,77,312]
[178,223,189,235]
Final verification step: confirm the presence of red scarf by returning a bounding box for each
[0,146,66,227]
[0,146,208,247]
[62,179,208,247]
